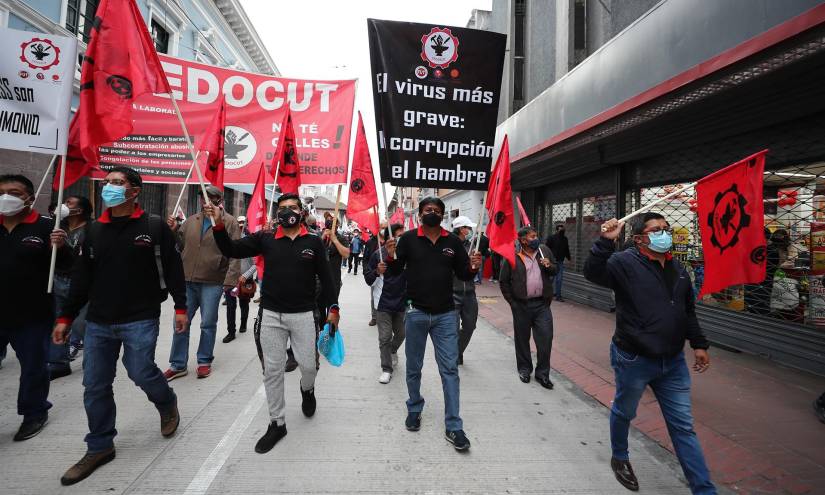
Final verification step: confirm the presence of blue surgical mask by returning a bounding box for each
[527,239,541,250]
[101,184,128,208]
[647,231,673,253]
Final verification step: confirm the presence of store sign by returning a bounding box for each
[368,19,505,190]
[0,28,76,155]
[91,55,356,185]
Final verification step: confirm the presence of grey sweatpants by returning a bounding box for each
[376,311,405,372]
[259,309,317,425]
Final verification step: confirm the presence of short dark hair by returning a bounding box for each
[631,212,667,236]
[418,196,445,214]
[556,224,565,230]
[518,226,537,238]
[0,174,35,195]
[390,223,404,236]
[67,195,93,220]
[107,166,143,188]
[277,193,302,209]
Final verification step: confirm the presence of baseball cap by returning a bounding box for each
[237,216,246,222]
[452,216,477,229]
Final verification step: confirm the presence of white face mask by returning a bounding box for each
[58,204,71,219]
[0,194,27,216]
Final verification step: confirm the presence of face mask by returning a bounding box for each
[58,204,71,219]
[101,184,128,208]
[0,194,26,216]
[278,209,301,228]
[647,231,673,253]
[527,239,541,250]
[325,219,333,229]
[421,212,442,227]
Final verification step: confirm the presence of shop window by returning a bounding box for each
[572,0,587,68]
[551,201,579,270]
[579,195,616,272]
[512,0,526,112]
[151,19,170,54]
[65,0,100,44]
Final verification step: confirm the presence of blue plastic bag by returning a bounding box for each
[317,323,345,367]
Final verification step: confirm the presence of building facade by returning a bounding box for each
[0,0,278,218]
[494,0,825,376]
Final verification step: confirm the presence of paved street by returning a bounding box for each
[0,271,695,494]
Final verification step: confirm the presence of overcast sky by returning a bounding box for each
[240,0,492,207]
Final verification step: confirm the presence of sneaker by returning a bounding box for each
[391,353,398,367]
[13,415,48,441]
[163,368,187,381]
[379,372,392,384]
[68,344,81,361]
[196,365,211,379]
[301,386,316,417]
[160,400,180,437]
[405,412,421,432]
[222,333,236,343]
[445,429,471,451]
[60,448,116,486]
[255,422,287,454]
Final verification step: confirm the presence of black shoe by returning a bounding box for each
[239,324,247,333]
[14,416,48,441]
[814,397,825,424]
[519,372,531,384]
[254,422,287,454]
[405,412,421,431]
[610,457,640,491]
[537,376,554,390]
[49,365,72,381]
[301,386,316,417]
[285,356,298,373]
[458,354,464,366]
[445,429,471,451]
[222,333,236,343]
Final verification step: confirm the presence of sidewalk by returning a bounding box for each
[0,273,694,494]
[474,280,825,495]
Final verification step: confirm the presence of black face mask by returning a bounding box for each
[278,209,301,228]
[421,212,442,227]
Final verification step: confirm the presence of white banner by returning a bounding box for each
[0,27,76,155]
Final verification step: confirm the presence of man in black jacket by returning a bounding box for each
[1,174,72,442]
[545,224,571,301]
[584,213,715,495]
[364,223,406,384]
[384,197,481,452]
[500,226,557,389]
[53,167,188,486]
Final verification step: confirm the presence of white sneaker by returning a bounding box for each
[392,353,398,366]
[379,372,392,384]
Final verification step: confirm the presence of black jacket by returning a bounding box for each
[364,247,407,313]
[545,232,571,262]
[583,237,710,358]
[363,235,378,270]
[60,209,187,325]
[499,245,556,305]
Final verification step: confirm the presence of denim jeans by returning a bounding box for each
[610,343,716,495]
[405,308,462,431]
[83,319,176,453]
[554,261,564,297]
[49,275,87,367]
[169,282,223,370]
[0,321,52,421]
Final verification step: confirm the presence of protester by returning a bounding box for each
[545,224,571,301]
[322,211,350,298]
[364,223,407,384]
[451,216,480,365]
[53,166,187,485]
[49,195,93,379]
[584,213,716,494]
[348,228,363,275]
[305,214,319,234]
[363,223,387,326]
[222,216,256,343]
[207,193,339,453]
[165,185,241,380]
[499,226,557,388]
[383,197,481,451]
[1,174,72,441]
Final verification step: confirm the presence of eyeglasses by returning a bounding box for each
[100,179,129,186]
[645,227,673,237]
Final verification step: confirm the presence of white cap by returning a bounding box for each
[452,216,477,229]
[237,216,246,222]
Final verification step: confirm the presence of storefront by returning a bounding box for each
[500,1,825,375]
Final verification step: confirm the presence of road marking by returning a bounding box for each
[183,384,265,495]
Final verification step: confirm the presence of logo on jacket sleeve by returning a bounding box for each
[134,234,153,247]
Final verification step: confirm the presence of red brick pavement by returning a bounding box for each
[474,282,825,495]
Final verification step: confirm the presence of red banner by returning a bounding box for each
[90,55,356,185]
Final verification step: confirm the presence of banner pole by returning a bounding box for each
[331,184,343,232]
[168,94,214,226]
[604,182,696,232]
[47,153,68,294]
[267,162,280,222]
[171,151,200,217]
[34,155,59,199]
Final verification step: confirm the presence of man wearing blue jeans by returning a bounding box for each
[384,197,481,452]
[584,213,715,494]
[54,167,188,485]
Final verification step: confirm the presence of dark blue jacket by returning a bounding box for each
[583,237,709,358]
[364,247,406,313]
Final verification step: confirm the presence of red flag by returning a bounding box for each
[347,112,379,214]
[53,112,97,189]
[516,196,531,226]
[697,150,768,297]
[390,207,404,226]
[246,162,269,279]
[407,214,415,231]
[201,99,227,190]
[271,109,302,194]
[348,208,379,236]
[485,135,508,210]
[74,0,171,179]
[486,137,517,269]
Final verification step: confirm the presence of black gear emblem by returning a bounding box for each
[707,183,751,254]
[106,75,133,98]
[494,211,505,225]
[351,178,365,193]
[750,245,767,264]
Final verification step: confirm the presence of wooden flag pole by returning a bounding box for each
[47,153,68,293]
[331,184,343,232]
[34,155,59,199]
[171,151,201,217]
[168,95,215,226]
[603,182,696,232]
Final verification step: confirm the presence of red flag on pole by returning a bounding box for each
[406,214,415,231]
[271,110,302,194]
[486,137,517,269]
[516,196,531,226]
[485,135,508,210]
[390,207,405,226]
[697,150,768,297]
[348,208,379,236]
[347,112,379,214]
[246,162,269,278]
[201,99,227,190]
